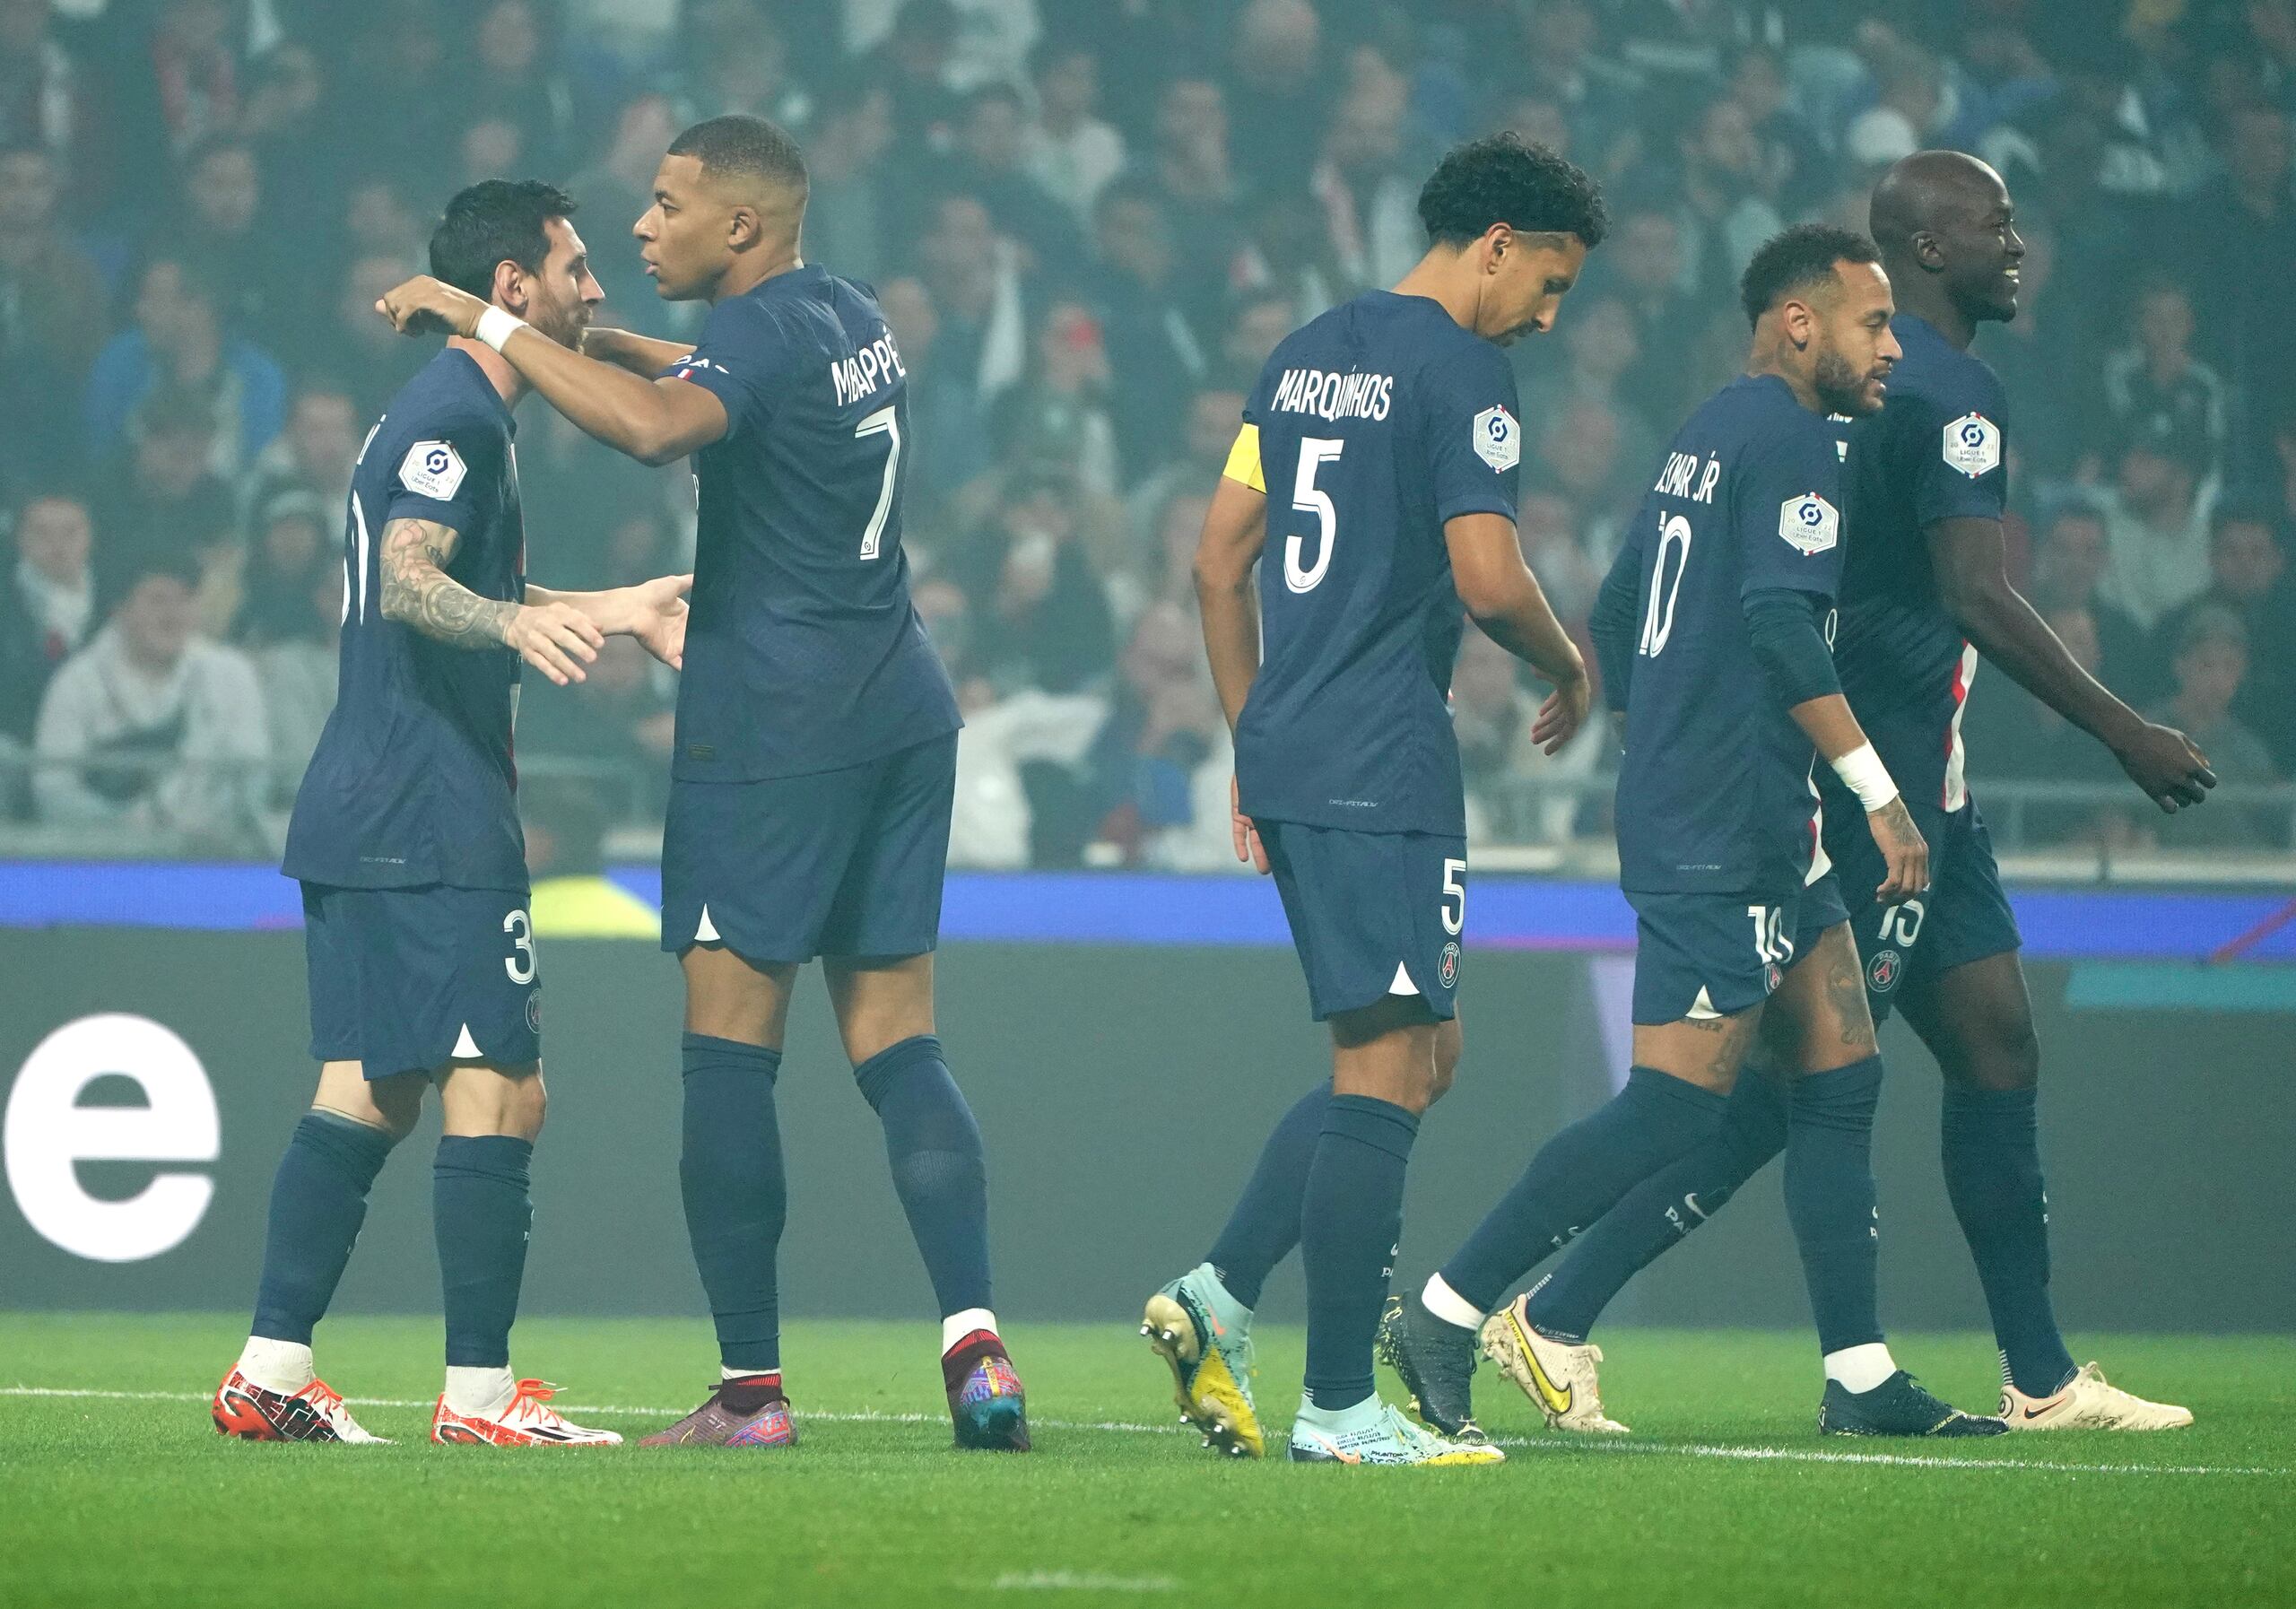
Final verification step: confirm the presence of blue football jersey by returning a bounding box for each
[284,348,527,892]
[1613,374,1846,894]
[1835,313,2008,813]
[662,265,960,782]
[1235,291,1521,838]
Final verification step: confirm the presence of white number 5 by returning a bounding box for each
[855,404,902,561]
[1441,858,1466,936]
[1286,437,1344,593]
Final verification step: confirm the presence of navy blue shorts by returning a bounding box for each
[302,883,541,1080]
[661,732,955,964]
[1627,871,1851,1026]
[1822,794,2022,1022]
[1259,820,1466,1022]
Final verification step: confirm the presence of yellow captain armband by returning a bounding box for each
[1222,422,1266,493]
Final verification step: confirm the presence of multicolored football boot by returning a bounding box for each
[639,1376,799,1448]
[1143,1263,1262,1458]
[430,1379,622,1446]
[1287,1396,1506,1466]
[212,1368,386,1443]
[944,1330,1031,1451]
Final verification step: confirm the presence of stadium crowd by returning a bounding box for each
[4,0,2296,865]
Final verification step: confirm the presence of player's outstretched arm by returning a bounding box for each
[1446,512,1589,753]
[526,574,692,669]
[1194,474,1269,873]
[374,276,728,467]
[378,517,604,685]
[582,326,697,377]
[1927,514,2214,813]
[1744,587,1927,900]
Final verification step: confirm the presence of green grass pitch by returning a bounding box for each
[2,1315,2288,1608]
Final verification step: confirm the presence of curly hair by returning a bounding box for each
[1416,133,1607,249]
[1738,222,1881,327]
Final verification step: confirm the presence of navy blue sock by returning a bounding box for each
[250,1111,396,1344]
[1440,1067,1729,1314]
[1205,1082,1328,1309]
[1526,1067,1788,1341]
[680,1032,787,1373]
[1783,1057,1886,1356]
[1300,1095,1419,1411]
[433,1135,534,1369]
[856,1034,992,1318]
[1941,1083,2076,1396]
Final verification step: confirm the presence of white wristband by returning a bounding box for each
[1831,743,1900,812]
[474,306,526,353]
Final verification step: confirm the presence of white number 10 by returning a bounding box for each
[855,404,902,561]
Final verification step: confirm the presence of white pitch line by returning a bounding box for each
[4,1386,2285,1478]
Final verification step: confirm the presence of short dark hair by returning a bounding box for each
[667,114,808,198]
[428,178,578,302]
[1738,222,1882,326]
[1416,132,1607,249]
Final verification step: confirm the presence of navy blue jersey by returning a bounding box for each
[1233,291,1520,837]
[1613,374,1845,894]
[283,349,526,891]
[663,265,959,782]
[1835,313,2008,813]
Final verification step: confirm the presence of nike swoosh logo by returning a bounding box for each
[2020,1402,2063,1421]
[1302,1432,1361,1465]
[1512,1313,1573,1416]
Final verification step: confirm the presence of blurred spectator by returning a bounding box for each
[0,0,94,193]
[570,93,681,318]
[0,144,107,484]
[133,0,244,167]
[1024,37,1124,227]
[2151,506,2296,771]
[0,491,99,753]
[953,467,1114,698]
[1517,489,1606,632]
[83,257,287,479]
[1218,288,1295,382]
[2101,282,2229,477]
[993,300,1122,499]
[682,1,811,135]
[799,78,897,284]
[856,0,969,152]
[1088,596,1225,865]
[254,549,339,808]
[1231,190,1352,329]
[171,135,303,337]
[1124,386,1242,573]
[1726,46,1825,215]
[33,551,268,847]
[2145,606,2282,848]
[239,41,335,230]
[1309,54,1420,291]
[459,0,576,178]
[2026,499,2153,698]
[1534,397,1635,567]
[2175,105,2296,458]
[244,383,359,531]
[1666,91,1786,299]
[845,0,1039,94]
[1596,205,1706,426]
[1977,222,2092,483]
[2097,414,2222,631]
[310,253,429,418]
[930,82,1085,271]
[1088,178,1207,471]
[236,487,332,648]
[1227,0,1330,195]
[1517,295,1660,482]
[1146,75,1248,325]
[1499,0,1635,179]
[1960,603,2136,847]
[90,385,240,628]
[521,774,657,937]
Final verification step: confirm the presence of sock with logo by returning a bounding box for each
[1783,1057,1886,1356]
[1205,1081,1328,1308]
[681,1032,787,1374]
[1300,1096,1420,1411]
[1940,1083,2077,1396]
[856,1035,993,1318]
[1523,1067,1788,1341]
[248,1110,397,1363]
[433,1135,534,1369]
[1439,1067,1730,1314]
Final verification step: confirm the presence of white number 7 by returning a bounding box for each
[855,404,902,561]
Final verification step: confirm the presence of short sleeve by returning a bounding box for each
[381,412,506,533]
[661,298,785,440]
[1736,414,1846,600]
[1422,341,1521,526]
[1906,371,2009,527]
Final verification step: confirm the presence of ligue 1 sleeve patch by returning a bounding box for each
[1779,492,1839,554]
[1472,404,1520,473]
[398,439,467,500]
[1942,413,2001,478]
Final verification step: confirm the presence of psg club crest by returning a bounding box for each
[1439,942,1461,989]
[1942,413,2001,479]
[1471,405,1520,473]
[1778,492,1839,555]
[526,991,543,1033]
[1866,950,1902,994]
[1763,961,1784,995]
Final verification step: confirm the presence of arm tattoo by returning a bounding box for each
[378,517,515,650]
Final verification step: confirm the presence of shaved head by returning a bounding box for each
[1866,149,2024,336]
